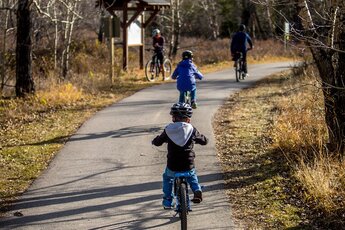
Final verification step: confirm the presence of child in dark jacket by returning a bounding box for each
[171,50,203,109]
[152,102,208,209]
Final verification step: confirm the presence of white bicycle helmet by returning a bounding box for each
[152,28,160,37]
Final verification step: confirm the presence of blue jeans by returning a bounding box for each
[162,167,201,206]
[179,89,196,103]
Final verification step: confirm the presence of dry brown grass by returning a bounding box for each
[270,66,345,227]
[174,37,300,66]
[214,70,304,229]
[295,155,345,211]
[271,79,326,152]
[214,63,345,229]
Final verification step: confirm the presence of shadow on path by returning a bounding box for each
[1,172,227,228]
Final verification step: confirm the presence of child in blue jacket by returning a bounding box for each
[171,50,203,109]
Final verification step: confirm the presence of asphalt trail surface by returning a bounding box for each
[1,62,295,230]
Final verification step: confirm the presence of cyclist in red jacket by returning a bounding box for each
[152,28,165,70]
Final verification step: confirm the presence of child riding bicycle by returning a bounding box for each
[152,28,165,72]
[152,102,208,209]
[172,50,203,109]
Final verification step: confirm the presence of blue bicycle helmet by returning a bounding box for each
[239,24,246,31]
[170,102,193,118]
[182,50,193,60]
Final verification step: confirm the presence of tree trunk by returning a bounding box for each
[0,9,8,93]
[265,0,274,36]
[53,0,58,70]
[168,0,175,58]
[327,4,345,154]
[171,0,180,58]
[241,0,251,26]
[16,0,35,97]
[306,3,345,155]
[234,0,242,25]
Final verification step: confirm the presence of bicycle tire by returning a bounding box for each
[156,59,162,79]
[163,59,172,81]
[145,60,156,82]
[184,91,191,105]
[179,182,188,230]
[235,60,240,82]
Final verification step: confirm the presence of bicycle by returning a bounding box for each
[234,48,251,82]
[173,172,191,230]
[145,49,172,82]
[183,91,191,105]
[234,52,246,82]
[178,91,198,109]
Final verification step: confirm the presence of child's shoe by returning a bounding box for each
[191,101,197,109]
[162,198,174,209]
[191,190,202,203]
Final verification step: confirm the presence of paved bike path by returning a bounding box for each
[1,62,295,229]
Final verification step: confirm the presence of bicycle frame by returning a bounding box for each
[234,52,245,82]
[174,172,191,230]
[174,172,192,214]
[145,49,172,82]
[174,172,191,210]
[183,91,191,105]
[234,48,251,82]
[149,53,159,75]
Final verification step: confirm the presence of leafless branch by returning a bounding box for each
[330,6,339,49]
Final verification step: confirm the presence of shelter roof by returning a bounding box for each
[96,0,170,11]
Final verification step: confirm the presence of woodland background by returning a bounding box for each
[1,0,345,229]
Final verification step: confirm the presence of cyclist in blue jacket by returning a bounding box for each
[230,24,254,77]
[172,50,203,109]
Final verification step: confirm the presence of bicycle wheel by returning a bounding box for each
[145,60,156,82]
[240,60,246,80]
[155,61,160,79]
[184,91,191,105]
[163,59,172,81]
[235,60,240,82]
[179,182,188,230]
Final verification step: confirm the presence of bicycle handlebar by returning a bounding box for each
[145,48,167,52]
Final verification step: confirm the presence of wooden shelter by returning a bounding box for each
[96,0,170,70]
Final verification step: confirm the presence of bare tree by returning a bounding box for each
[33,0,82,79]
[199,0,220,40]
[0,0,16,93]
[297,0,345,155]
[168,0,182,58]
[264,0,274,36]
[16,0,35,97]
[61,0,81,78]
[253,0,345,155]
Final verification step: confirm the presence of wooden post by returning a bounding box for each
[109,16,115,82]
[140,13,145,69]
[122,4,128,70]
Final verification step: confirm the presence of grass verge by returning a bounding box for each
[214,71,304,229]
[0,77,154,215]
[213,66,344,229]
